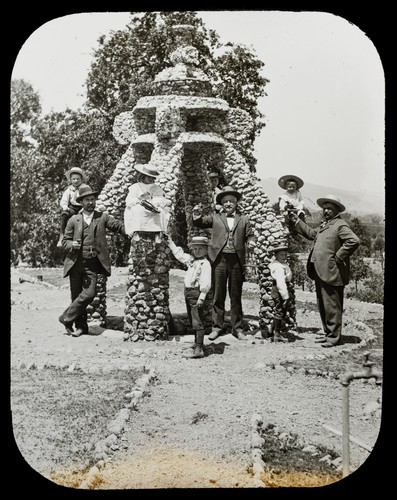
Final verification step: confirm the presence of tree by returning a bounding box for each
[349,217,372,258]
[11,79,41,148]
[349,256,371,292]
[85,11,268,170]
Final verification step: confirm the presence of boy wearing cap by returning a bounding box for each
[59,184,127,337]
[192,185,256,341]
[57,167,87,247]
[289,194,360,348]
[268,244,293,343]
[167,235,212,359]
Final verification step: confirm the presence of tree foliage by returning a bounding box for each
[85,11,268,168]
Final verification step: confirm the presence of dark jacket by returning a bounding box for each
[295,216,360,286]
[62,210,125,277]
[192,212,256,268]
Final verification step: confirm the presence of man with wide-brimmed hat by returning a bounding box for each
[167,235,212,358]
[59,184,127,337]
[288,194,360,348]
[192,185,256,341]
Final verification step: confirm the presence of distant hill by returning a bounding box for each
[258,177,385,217]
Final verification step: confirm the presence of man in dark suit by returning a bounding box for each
[59,185,127,337]
[289,194,360,347]
[192,185,256,340]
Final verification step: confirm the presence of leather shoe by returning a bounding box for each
[208,330,220,341]
[315,338,327,343]
[59,316,74,335]
[234,331,248,340]
[71,328,84,337]
[183,346,205,358]
[315,334,326,340]
[321,341,337,348]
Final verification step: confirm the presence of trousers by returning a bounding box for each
[212,253,243,334]
[313,269,344,345]
[61,256,101,331]
[184,287,205,332]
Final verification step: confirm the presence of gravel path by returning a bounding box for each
[10,267,384,489]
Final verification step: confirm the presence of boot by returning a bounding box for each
[182,330,205,358]
[272,319,288,343]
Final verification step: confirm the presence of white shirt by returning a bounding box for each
[279,191,305,213]
[168,240,212,301]
[81,210,94,226]
[124,182,171,234]
[268,259,292,300]
[60,185,81,210]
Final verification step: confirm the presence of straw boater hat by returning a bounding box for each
[76,184,99,203]
[65,166,87,183]
[271,244,289,254]
[316,194,345,213]
[134,163,159,178]
[278,175,304,190]
[209,172,220,178]
[215,185,242,205]
[188,236,209,248]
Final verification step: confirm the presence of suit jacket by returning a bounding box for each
[62,210,125,278]
[295,216,360,286]
[192,212,256,268]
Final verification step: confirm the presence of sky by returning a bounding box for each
[11,10,385,197]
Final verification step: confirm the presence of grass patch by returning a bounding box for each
[11,366,144,487]
[258,424,342,487]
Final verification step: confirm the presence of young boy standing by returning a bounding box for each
[268,243,293,343]
[167,235,212,359]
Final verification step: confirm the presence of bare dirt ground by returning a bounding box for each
[10,266,384,490]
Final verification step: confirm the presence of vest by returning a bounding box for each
[81,220,98,258]
[222,222,236,254]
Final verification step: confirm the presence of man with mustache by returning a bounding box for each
[289,194,360,348]
[58,184,127,337]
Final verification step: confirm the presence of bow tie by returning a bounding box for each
[226,214,235,218]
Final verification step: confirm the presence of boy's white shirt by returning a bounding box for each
[268,259,292,300]
[168,239,212,301]
[279,191,304,213]
[60,185,81,210]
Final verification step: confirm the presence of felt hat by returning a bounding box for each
[134,163,159,178]
[65,166,87,183]
[271,244,289,254]
[188,236,209,248]
[278,175,304,189]
[216,185,242,205]
[317,194,345,212]
[76,184,99,203]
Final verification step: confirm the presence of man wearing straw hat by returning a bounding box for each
[192,185,256,341]
[289,194,360,348]
[59,184,127,337]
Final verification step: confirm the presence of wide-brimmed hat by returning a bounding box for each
[278,175,304,189]
[188,236,209,248]
[208,171,220,179]
[65,166,87,183]
[317,194,345,212]
[134,163,159,178]
[271,244,289,254]
[76,184,99,203]
[216,185,242,205]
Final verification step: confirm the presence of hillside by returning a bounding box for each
[258,177,385,217]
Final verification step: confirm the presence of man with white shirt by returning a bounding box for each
[59,185,126,337]
[192,186,256,340]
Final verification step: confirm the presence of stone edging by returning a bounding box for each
[77,366,158,489]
